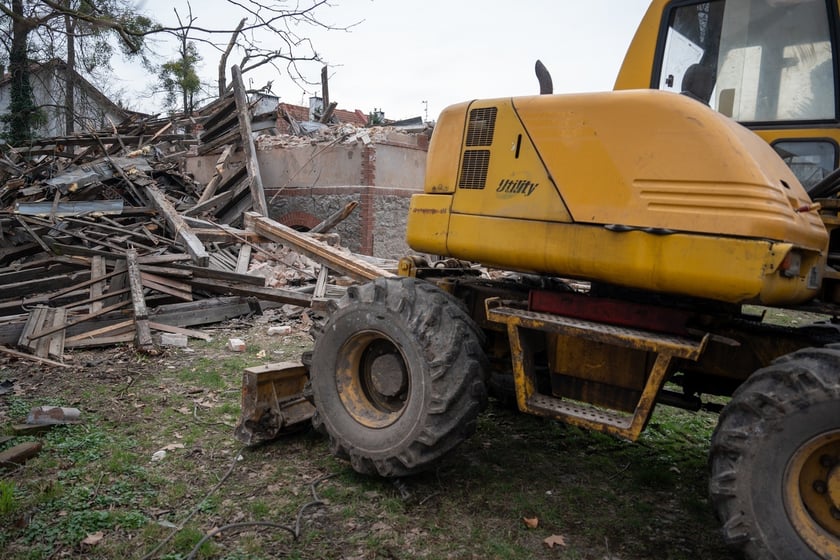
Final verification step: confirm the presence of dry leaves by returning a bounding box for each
[81,531,104,546]
[543,534,567,549]
[522,516,539,529]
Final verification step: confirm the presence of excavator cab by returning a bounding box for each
[616,0,840,194]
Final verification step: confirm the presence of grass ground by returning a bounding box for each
[0,324,740,559]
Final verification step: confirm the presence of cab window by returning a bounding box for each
[658,0,836,123]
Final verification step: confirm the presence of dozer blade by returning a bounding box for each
[234,361,315,445]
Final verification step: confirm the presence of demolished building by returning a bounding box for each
[0,75,429,363]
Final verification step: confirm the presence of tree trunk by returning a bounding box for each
[64,13,76,135]
[181,33,189,115]
[8,0,36,145]
[218,18,246,98]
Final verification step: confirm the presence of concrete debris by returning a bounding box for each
[228,338,247,352]
[26,405,82,425]
[254,124,430,151]
[150,449,167,462]
[159,333,189,347]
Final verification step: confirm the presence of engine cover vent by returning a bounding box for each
[466,107,497,147]
[458,149,490,190]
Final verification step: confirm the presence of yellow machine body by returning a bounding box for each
[406,89,828,305]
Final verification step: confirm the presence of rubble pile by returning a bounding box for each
[0,80,397,365]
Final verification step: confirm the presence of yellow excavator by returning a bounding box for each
[240,1,840,558]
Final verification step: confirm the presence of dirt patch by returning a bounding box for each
[0,313,740,560]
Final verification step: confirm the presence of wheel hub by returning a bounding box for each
[785,431,840,556]
[336,332,410,429]
[361,341,409,412]
[828,464,840,513]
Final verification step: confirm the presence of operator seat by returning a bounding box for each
[681,64,715,105]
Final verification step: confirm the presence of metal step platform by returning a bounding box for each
[484,297,710,440]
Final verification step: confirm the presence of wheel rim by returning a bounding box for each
[784,429,840,557]
[335,331,410,428]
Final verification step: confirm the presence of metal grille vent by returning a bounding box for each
[466,107,497,146]
[458,150,490,190]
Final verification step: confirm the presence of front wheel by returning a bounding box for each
[310,277,488,477]
[709,347,840,559]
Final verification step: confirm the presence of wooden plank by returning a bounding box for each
[65,216,167,245]
[183,188,235,217]
[244,212,395,281]
[24,214,155,253]
[310,201,359,234]
[186,227,263,243]
[28,299,133,341]
[64,333,135,348]
[32,308,56,358]
[197,144,235,203]
[174,263,267,286]
[47,307,67,360]
[189,278,312,307]
[137,264,193,278]
[63,288,130,311]
[196,128,240,156]
[18,306,48,351]
[47,268,123,302]
[217,187,254,225]
[140,271,192,295]
[314,266,329,298]
[143,182,210,266]
[103,260,128,308]
[2,271,92,300]
[0,344,68,368]
[235,244,252,274]
[47,242,121,260]
[15,216,52,254]
[136,254,192,265]
[89,256,106,313]
[65,319,135,342]
[148,321,212,341]
[140,273,193,302]
[232,65,269,216]
[0,441,43,469]
[126,249,154,350]
[0,297,258,346]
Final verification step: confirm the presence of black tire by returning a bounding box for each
[310,277,488,477]
[709,347,840,560]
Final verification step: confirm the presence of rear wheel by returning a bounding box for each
[709,347,840,559]
[310,277,487,477]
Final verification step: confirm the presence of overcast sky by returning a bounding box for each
[124,0,652,121]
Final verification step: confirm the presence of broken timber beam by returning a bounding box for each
[0,441,43,470]
[244,212,395,282]
[0,344,68,368]
[231,64,269,216]
[189,278,312,307]
[143,183,210,266]
[126,249,154,351]
[310,201,359,234]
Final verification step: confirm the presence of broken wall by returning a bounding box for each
[184,133,428,259]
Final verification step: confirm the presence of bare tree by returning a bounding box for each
[159,1,357,101]
[158,7,202,116]
[0,0,153,142]
[0,0,355,144]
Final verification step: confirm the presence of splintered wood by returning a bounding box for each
[0,72,398,364]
